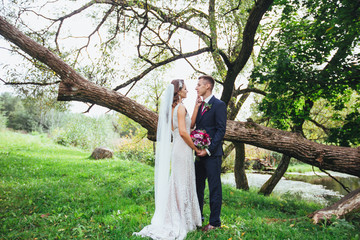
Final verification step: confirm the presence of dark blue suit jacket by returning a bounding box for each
[195,96,227,157]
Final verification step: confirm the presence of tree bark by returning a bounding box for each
[259,154,291,196]
[234,142,249,190]
[225,120,360,177]
[309,188,360,224]
[1,16,360,177]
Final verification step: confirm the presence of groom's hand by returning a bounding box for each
[195,149,201,155]
[197,149,208,157]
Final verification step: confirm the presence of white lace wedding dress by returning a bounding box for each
[134,104,202,240]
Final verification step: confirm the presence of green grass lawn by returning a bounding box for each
[1,130,359,239]
[287,163,322,173]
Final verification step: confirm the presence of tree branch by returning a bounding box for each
[308,119,330,135]
[53,1,97,51]
[319,168,351,193]
[221,0,274,105]
[224,0,242,16]
[113,47,212,91]
[233,87,267,97]
[72,5,116,64]
[105,8,122,45]
[148,6,211,44]
[104,0,213,46]
[228,92,250,120]
[183,57,208,76]
[1,78,61,86]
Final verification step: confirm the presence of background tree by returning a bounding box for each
[252,0,359,144]
[251,0,360,195]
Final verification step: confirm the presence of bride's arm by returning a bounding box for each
[178,105,200,153]
[191,95,202,128]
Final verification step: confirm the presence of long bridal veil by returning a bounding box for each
[134,83,201,239]
[151,84,174,225]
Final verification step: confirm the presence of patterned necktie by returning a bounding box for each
[200,101,205,110]
[201,101,206,115]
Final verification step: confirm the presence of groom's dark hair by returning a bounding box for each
[199,75,214,90]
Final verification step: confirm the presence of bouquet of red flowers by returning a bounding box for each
[190,129,211,150]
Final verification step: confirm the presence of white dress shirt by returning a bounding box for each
[202,94,214,112]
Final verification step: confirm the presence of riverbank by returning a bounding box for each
[221,166,360,205]
[222,173,344,205]
[1,130,359,239]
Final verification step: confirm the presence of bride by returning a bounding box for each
[134,79,202,239]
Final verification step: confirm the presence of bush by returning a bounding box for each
[8,110,38,132]
[0,111,7,129]
[114,137,155,166]
[0,101,7,129]
[0,93,36,131]
[49,113,118,150]
[0,92,69,133]
[116,149,155,166]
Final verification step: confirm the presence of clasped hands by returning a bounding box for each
[195,148,208,157]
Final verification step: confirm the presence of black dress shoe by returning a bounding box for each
[201,224,220,232]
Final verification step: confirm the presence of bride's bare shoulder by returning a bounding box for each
[177,104,189,116]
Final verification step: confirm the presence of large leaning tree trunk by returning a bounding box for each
[309,188,360,224]
[0,16,359,178]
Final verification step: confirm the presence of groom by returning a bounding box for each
[194,75,227,231]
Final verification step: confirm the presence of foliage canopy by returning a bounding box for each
[252,0,360,146]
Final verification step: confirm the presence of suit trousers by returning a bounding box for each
[195,155,222,227]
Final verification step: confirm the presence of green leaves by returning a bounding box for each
[328,101,360,146]
[252,0,360,143]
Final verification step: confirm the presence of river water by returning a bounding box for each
[221,172,360,205]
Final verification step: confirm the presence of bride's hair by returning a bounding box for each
[171,79,184,107]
